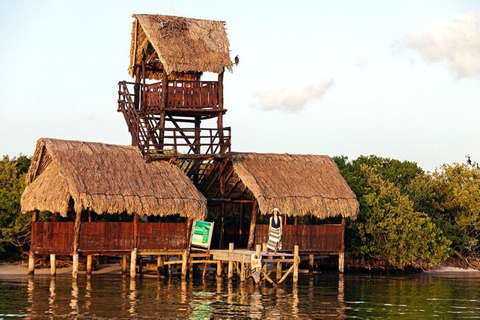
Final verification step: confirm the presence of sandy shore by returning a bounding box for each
[425,266,479,273]
[0,262,122,276]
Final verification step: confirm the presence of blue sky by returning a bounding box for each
[1,0,480,171]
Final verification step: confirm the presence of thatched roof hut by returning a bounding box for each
[205,153,359,220]
[129,14,233,79]
[21,138,206,219]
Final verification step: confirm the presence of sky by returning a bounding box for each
[1,0,480,171]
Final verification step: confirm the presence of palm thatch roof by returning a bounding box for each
[203,153,359,219]
[21,138,206,219]
[129,14,233,79]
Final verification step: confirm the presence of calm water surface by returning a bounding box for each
[0,271,479,319]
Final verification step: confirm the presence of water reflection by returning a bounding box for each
[48,278,55,317]
[3,272,480,319]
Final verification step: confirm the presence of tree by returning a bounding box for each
[352,165,451,267]
[431,162,480,255]
[0,155,31,252]
[334,155,451,267]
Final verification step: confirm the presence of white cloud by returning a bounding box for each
[254,79,334,113]
[403,12,480,78]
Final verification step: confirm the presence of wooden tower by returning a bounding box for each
[117,14,233,183]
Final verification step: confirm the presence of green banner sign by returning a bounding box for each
[191,221,214,249]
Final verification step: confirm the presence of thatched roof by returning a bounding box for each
[129,14,233,79]
[205,153,359,219]
[21,138,207,219]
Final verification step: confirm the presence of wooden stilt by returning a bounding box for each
[247,201,258,250]
[28,210,39,276]
[276,260,282,280]
[182,251,188,277]
[50,254,56,277]
[240,256,246,282]
[339,217,346,273]
[72,210,82,279]
[86,255,93,275]
[293,245,299,284]
[227,243,234,279]
[189,256,194,278]
[309,254,314,274]
[130,249,137,278]
[28,252,35,276]
[72,253,79,279]
[217,261,223,277]
[338,252,345,273]
[122,255,128,274]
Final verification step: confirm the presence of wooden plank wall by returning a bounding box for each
[31,222,74,253]
[137,222,187,250]
[80,222,134,252]
[254,224,343,253]
[31,222,188,253]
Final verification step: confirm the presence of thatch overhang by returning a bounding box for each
[203,153,359,220]
[129,14,233,79]
[21,138,207,219]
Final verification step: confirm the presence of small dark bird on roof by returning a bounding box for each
[234,55,239,66]
[467,154,472,166]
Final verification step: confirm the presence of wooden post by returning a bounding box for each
[219,161,226,249]
[130,249,137,278]
[247,201,258,250]
[309,254,314,274]
[72,210,82,279]
[276,259,282,280]
[228,243,234,279]
[50,254,56,277]
[339,252,345,273]
[217,69,225,149]
[182,251,188,277]
[122,255,128,274]
[240,257,246,282]
[262,243,268,254]
[293,245,299,284]
[86,255,93,276]
[186,218,193,249]
[216,261,223,278]
[28,210,39,276]
[339,217,346,273]
[72,253,79,279]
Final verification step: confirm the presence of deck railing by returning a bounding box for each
[118,81,230,159]
[254,224,344,253]
[31,222,188,254]
[143,80,219,113]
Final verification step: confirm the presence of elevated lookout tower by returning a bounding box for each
[118,14,233,164]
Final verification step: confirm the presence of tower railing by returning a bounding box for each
[118,81,230,160]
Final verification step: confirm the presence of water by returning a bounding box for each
[1,272,480,319]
